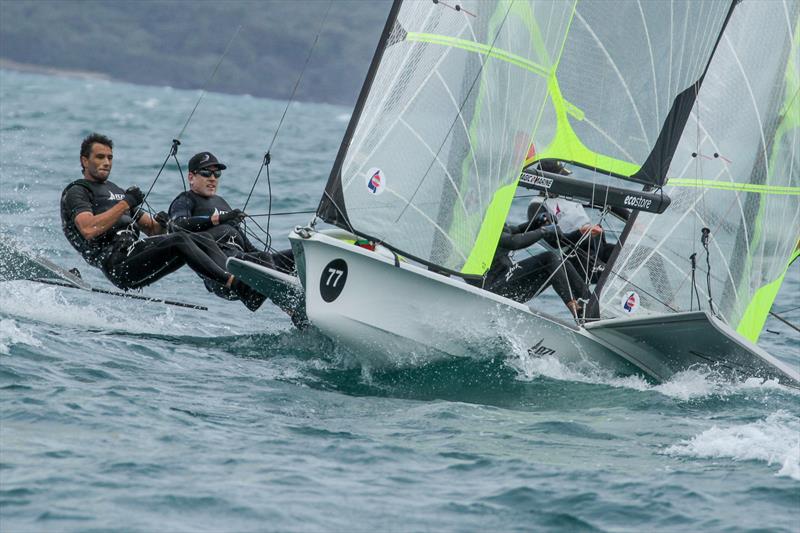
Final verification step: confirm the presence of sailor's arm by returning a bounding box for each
[73,203,130,240]
[169,194,215,232]
[72,185,145,240]
[499,225,562,250]
[136,213,166,236]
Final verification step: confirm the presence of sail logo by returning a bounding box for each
[621,291,639,313]
[366,167,385,195]
[623,195,652,210]
[520,172,552,189]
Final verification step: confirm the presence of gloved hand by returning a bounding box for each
[540,222,558,235]
[218,209,246,224]
[154,211,170,228]
[123,186,144,210]
[540,223,565,240]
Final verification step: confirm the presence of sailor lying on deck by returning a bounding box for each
[473,212,591,320]
[167,151,300,318]
[60,133,258,301]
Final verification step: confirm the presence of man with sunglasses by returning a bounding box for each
[61,134,246,296]
[168,152,296,314]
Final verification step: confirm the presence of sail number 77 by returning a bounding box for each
[320,258,349,302]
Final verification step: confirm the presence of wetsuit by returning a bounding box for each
[60,179,233,291]
[168,190,294,274]
[479,222,589,305]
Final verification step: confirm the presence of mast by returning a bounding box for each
[317,0,404,229]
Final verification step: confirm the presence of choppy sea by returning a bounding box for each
[0,69,798,532]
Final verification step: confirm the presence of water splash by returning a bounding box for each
[663,410,800,480]
[0,318,42,355]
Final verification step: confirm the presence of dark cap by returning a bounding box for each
[188,152,227,173]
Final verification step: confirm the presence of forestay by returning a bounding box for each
[599,0,800,343]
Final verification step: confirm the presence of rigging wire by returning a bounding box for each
[176,25,243,141]
[768,311,800,334]
[133,26,242,221]
[242,0,332,246]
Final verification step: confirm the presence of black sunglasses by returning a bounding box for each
[195,169,222,178]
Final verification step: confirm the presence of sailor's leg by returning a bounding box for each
[269,248,295,274]
[106,233,233,290]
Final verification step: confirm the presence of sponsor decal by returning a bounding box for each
[528,338,556,358]
[366,167,385,195]
[520,172,553,189]
[320,259,348,302]
[108,192,126,201]
[623,195,653,210]
[621,291,639,314]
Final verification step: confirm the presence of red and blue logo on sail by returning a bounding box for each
[621,291,639,314]
[365,167,385,195]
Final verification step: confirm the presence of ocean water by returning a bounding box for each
[1,69,799,532]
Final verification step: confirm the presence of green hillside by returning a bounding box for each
[0,0,391,105]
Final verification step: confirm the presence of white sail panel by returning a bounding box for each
[530,0,731,184]
[331,1,574,275]
[599,1,800,340]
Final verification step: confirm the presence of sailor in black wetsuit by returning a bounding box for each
[60,133,252,300]
[479,214,590,320]
[167,151,297,313]
[527,196,614,284]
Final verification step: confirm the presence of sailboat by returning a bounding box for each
[230,0,799,385]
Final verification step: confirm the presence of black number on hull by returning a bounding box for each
[320,259,348,302]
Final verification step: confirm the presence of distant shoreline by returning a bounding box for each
[0,58,111,81]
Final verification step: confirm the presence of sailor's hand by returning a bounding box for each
[219,209,246,224]
[580,224,603,236]
[540,223,558,235]
[154,211,170,228]
[123,186,144,210]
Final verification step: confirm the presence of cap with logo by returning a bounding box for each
[188,152,228,173]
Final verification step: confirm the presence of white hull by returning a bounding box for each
[285,228,799,387]
[289,229,640,374]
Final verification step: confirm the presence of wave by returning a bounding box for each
[663,410,800,480]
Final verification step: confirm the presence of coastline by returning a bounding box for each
[0,58,111,81]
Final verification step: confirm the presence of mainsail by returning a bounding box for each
[599,0,800,343]
[527,0,733,186]
[318,0,735,277]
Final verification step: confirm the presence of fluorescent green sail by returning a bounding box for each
[529,1,732,185]
[600,1,800,341]
[737,245,800,342]
[319,1,737,277]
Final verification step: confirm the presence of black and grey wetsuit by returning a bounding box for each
[479,222,589,306]
[60,179,232,291]
[168,191,294,274]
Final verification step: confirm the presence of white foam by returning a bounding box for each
[0,281,226,337]
[0,318,42,355]
[507,343,797,400]
[664,410,800,480]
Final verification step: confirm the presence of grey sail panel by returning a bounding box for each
[531,0,733,187]
[598,0,800,343]
[320,1,575,276]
